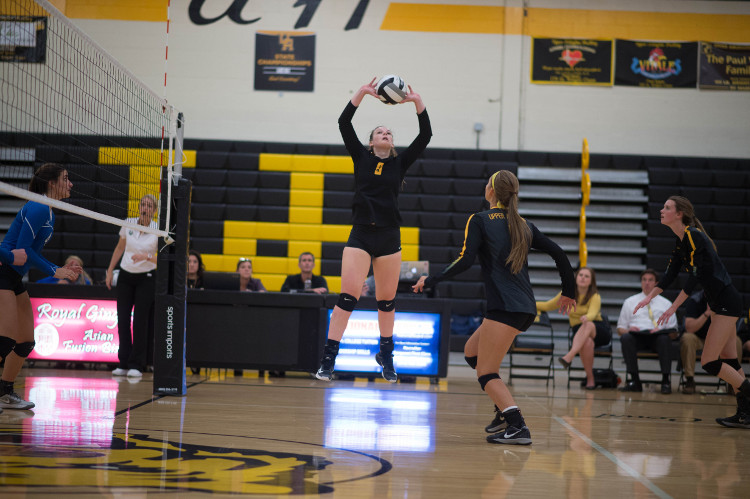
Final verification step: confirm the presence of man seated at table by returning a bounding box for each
[281,252,328,294]
[680,290,742,394]
[617,269,679,394]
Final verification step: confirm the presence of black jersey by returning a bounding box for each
[424,207,576,315]
[657,226,733,304]
[338,101,431,227]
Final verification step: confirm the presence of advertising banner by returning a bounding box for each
[255,31,315,91]
[332,310,441,376]
[615,40,697,88]
[699,42,750,91]
[531,38,613,85]
[28,297,120,363]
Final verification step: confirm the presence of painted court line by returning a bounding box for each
[552,415,672,499]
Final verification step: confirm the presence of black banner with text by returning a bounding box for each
[255,31,315,92]
[0,16,47,63]
[531,38,613,85]
[615,40,697,88]
[699,42,750,91]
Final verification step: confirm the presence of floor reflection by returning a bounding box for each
[324,387,435,452]
[23,376,118,447]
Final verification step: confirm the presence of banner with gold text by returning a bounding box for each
[531,38,613,86]
[615,40,697,88]
[699,42,750,91]
[255,31,315,92]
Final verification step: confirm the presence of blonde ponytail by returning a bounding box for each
[491,170,531,274]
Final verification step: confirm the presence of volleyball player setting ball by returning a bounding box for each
[315,76,431,382]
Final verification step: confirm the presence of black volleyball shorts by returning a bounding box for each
[346,225,402,258]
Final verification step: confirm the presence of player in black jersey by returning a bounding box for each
[413,170,576,444]
[315,78,431,383]
[635,195,749,428]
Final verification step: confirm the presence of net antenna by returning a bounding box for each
[0,0,182,242]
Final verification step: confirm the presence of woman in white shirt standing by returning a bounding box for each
[105,195,159,378]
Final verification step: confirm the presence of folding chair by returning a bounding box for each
[508,311,555,387]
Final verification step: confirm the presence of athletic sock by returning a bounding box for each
[737,379,750,398]
[0,380,14,396]
[379,336,394,356]
[502,408,525,429]
[323,339,340,356]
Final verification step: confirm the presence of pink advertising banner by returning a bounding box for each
[28,297,120,362]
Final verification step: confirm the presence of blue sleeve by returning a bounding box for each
[0,248,12,265]
[16,205,57,276]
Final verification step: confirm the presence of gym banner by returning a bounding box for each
[0,16,47,63]
[615,40,697,88]
[531,38,613,85]
[255,31,315,92]
[699,42,750,91]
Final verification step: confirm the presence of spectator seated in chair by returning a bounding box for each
[681,290,743,394]
[280,252,328,294]
[617,269,679,394]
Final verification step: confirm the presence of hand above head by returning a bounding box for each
[11,248,27,266]
[558,296,577,315]
[399,85,425,113]
[412,275,428,293]
[361,77,379,97]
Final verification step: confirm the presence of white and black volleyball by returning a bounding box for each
[376,75,407,105]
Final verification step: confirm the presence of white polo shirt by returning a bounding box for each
[119,218,158,274]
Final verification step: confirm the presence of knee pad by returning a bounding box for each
[336,293,358,312]
[0,336,16,358]
[377,297,396,312]
[13,341,35,358]
[478,373,500,391]
[702,359,723,376]
[723,358,742,371]
[465,356,478,369]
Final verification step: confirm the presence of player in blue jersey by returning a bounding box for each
[0,163,80,411]
[636,195,748,428]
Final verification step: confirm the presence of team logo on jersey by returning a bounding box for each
[374,162,384,175]
[0,430,390,494]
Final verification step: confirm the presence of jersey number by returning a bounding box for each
[374,162,383,175]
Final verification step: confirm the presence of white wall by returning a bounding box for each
[70,0,750,158]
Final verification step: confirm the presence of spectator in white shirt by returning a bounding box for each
[617,269,679,394]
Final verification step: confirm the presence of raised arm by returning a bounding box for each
[338,79,378,159]
[413,214,481,293]
[398,86,432,168]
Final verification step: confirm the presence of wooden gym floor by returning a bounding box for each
[1,359,748,498]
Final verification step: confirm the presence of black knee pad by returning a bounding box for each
[0,336,16,358]
[377,298,396,312]
[465,356,478,369]
[336,293,358,312]
[723,358,742,371]
[13,341,35,358]
[702,359,723,376]
[478,373,500,391]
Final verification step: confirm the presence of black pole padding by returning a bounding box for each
[153,176,192,396]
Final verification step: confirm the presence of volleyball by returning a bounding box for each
[376,75,407,105]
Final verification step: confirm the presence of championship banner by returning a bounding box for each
[255,31,315,92]
[531,38,613,85]
[699,42,750,91]
[615,40,697,88]
[0,16,47,63]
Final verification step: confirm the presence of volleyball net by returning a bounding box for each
[1,0,191,395]
[0,0,183,240]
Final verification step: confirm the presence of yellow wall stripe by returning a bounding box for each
[99,147,196,168]
[381,4,504,34]
[381,5,750,42]
[63,0,166,22]
[260,153,353,174]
